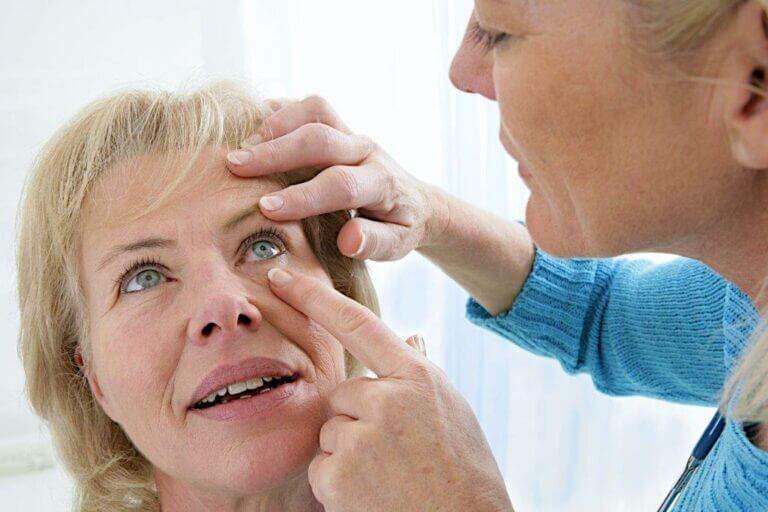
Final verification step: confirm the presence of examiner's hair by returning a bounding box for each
[620,0,768,422]
[17,82,379,512]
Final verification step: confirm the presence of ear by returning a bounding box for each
[726,1,768,170]
[76,346,117,422]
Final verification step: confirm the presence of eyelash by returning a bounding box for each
[469,22,511,53]
[114,228,288,295]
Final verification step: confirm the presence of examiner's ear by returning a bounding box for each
[76,346,117,421]
[726,1,768,170]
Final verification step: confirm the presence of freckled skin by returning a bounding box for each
[78,148,346,508]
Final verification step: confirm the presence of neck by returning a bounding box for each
[154,467,323,512]
[675,187,768,312]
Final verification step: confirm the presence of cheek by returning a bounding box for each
[493,41,640,254]
[90,305,182,426]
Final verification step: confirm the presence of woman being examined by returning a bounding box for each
[16,83,494,511]
[226,0,768,509]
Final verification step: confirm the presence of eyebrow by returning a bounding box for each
[97,238,176,271]
[97,202,268,272]
[222,202,263,233]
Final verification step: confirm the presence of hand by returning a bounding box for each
[266,267,514,512]
[226,95,448,261]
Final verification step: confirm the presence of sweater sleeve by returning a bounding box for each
[466,249,728,405]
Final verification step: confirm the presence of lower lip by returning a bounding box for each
[518,165,533,180]
[189,379,303,422]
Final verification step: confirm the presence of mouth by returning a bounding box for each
[191,374,299,410]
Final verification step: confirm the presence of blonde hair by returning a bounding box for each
[16,82,378,511]
[621,0,768,422]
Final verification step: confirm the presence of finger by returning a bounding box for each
[307,451,332,501]
[336,217,413,261]
[264,97,296,115]
[318,414,356,454]
[244,94,352,148]
[327,376,381,419]
[256,164,384,221]
[227,124,373,177]
[266,269,414,377]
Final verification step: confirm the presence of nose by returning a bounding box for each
[449,12,497,101]
[186,293,263,345]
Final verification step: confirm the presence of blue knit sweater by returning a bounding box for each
[466,249,768,511]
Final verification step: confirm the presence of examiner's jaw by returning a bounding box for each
[188,357,303,422]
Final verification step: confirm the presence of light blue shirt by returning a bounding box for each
[466,249,768,511]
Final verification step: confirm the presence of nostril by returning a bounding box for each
[201,323,215,336]
[237,314,251,326]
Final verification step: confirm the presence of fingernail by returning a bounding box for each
[406,334,427,355]
[227,150,252,166]
[414,334,426,355]
[260,195,284,212]
[349,232,366,258]
[267,268,292,287]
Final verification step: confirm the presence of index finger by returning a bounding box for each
[266,268,414,377]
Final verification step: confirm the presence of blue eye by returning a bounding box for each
[246,240,282,262]
[125,268,165,293]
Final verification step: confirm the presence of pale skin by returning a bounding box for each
[79,151,349,512]
[226,0,768,509]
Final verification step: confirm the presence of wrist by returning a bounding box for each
[419,183,453,250]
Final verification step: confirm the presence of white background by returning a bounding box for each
[0,1,714,510]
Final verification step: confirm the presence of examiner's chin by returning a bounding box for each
[524,199,589,259]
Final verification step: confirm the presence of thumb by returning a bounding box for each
[337,217,413,262]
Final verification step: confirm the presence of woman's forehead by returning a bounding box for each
[83,149,282,231]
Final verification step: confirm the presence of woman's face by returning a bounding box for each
[78,149,347,497]
[451,0,757,257]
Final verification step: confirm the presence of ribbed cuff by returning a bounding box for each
[466,248,602,373]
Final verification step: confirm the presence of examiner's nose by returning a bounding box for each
[186,294,262,345]
[449,13,496,100]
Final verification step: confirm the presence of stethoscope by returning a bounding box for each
[657,411,726,512]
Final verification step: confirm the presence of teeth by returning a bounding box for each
[228,382,248,395]
[246,377,263,390]
[198,376,294,407]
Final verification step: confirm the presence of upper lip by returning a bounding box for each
[189,357,298,408]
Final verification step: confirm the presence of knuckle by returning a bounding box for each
[336,302,373,336]
[345,429,368,452]
[356,134,379,153]
[331,166,360,204]
[303,123,337,155]
[291,183,320,209]
[303,94,331,114]
[260,140,283,167]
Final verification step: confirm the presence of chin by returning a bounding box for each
[185,423,322,494]
[525,198,589,258]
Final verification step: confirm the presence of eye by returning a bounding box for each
[241,228,287,263]
[469,22,512,53]
[123,267,166,293]
[247,240,282,261]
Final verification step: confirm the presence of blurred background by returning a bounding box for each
[0,1,715,510]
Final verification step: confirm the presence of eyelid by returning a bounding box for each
[115,258,168,294]
[238,227,289,261]
[468,21,512,52]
